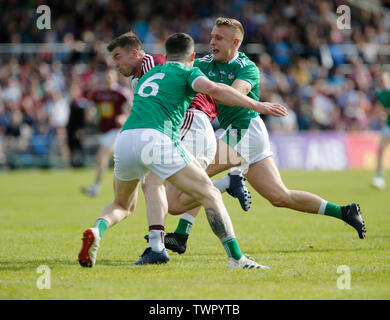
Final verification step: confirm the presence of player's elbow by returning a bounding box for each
[205,83,221,98]
[193,77,224,100]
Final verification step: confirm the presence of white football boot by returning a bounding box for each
[227,254,270,269]
[371,176,386,190]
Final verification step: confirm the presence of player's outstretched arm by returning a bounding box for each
[193,77,288,117]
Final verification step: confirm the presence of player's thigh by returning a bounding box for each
[97,145,113,161]
[142,171,165,194]
[246,156,289,199]
[167,160,217,202]
[214,137,244,166]
[206,139,243,176]
[211,117,274,177]
[165,159,207,202]
[113,176,140,210]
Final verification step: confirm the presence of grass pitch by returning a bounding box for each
[0,168,389,300]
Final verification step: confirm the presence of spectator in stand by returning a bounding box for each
[67,84,88,168]
[30,121,54,167]
[311,80,336,130]
[265,92,298,133]
[45,87,70,166]
[0,0,389,171]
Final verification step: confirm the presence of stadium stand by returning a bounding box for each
[0,0,389,169]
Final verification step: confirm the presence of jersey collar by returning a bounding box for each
[165,61,183,65]
[228,52,239,64]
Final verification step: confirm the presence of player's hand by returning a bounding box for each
[255,102,288,117]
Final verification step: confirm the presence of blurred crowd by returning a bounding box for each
[1,0,390,169]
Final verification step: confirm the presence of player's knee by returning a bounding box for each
[122,204,136,217]
[167,196,186,215]
[114,198,136,217]
[200,184,222,204]
[267,190,290,208]
[168,205,183,215]
[111,202,130,219]
[168,192,200,215]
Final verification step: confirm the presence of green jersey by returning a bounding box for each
[194,52,260,130]
[122,62,205,140]
[376,90,390,126]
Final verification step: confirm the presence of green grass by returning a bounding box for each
[0,168,389,300]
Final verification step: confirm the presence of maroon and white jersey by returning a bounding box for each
[188,93,219,122]
[87,86,127,133]
[141,54,166,76]
[130,54,166,91]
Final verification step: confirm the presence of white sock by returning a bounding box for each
[148,229,165,252]
[229,168,242,175]
[318,200,328,215]
[213,175,231,193]
[91,182,100,192]
[180,213,196,224]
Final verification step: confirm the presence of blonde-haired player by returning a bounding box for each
[162,18,366,254]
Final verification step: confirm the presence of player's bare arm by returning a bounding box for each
[232,78,251,95]
[193,77,288,117]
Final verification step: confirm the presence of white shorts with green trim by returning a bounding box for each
[215,116,273,169]
[114,129,194,181]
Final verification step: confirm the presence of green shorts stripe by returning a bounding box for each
[220,128,246,148]
[174,141,192,165]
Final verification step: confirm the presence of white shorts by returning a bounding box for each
[215,116,273,169]
[114,129,194,181]
[98,128,120,151]
[179,109,217,166]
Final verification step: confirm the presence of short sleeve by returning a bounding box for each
[187,67,207,91]
[236,63,260,90]
[193,59,200,69]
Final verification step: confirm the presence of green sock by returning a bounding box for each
[93,218,109,237]
[174,214,194,236]
[222,236,243,260]
[324,202,343,220]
